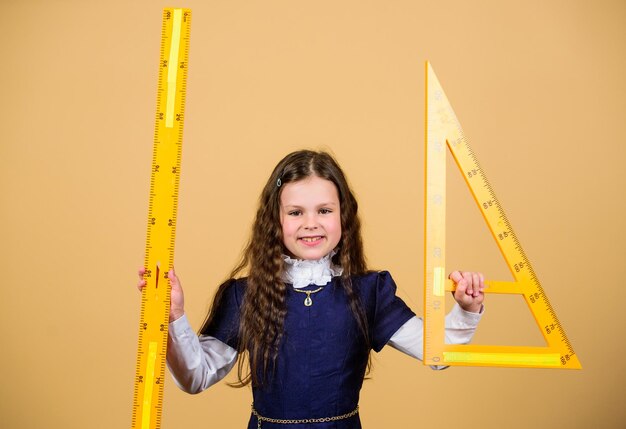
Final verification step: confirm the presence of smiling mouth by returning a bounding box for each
[300,236,324,243]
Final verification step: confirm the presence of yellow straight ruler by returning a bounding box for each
[131,8,192,429]
[423,62,581,369]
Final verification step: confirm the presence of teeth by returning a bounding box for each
[301,237,321,242]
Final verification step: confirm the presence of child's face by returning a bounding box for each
[279,175,342,260]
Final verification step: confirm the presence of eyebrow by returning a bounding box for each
[282,202,338,209]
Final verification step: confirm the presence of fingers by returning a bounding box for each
[464,271,484,297]
[449,270,485,297]
[449,269,486,313]
[470,272,479,297]
[137,267,147,291]
[137,266,181,292]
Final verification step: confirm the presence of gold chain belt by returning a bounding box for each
[251,404,359,428]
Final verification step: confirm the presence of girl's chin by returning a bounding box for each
[286,247,331,261]
[294,251,327,260]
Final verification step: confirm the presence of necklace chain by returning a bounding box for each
[292,286,324,306]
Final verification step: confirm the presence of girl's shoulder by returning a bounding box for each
[348,270,400,299]
[212,277,248,308]
[351,269,395,285]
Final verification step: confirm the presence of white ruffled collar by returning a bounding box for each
[281,251,343,288]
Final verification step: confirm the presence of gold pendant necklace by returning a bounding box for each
[293,286,324,306]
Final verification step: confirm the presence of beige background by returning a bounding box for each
[2,0,625,428]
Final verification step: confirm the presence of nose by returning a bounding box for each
[303,213,319,230]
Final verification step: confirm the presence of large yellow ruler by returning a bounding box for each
[423,62,581,369]
[131,8,192,429]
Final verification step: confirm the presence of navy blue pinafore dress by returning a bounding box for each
[202,271,415,428]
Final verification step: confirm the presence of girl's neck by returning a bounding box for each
[281,251,343,288]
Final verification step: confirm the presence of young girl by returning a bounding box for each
[137,150,485,428]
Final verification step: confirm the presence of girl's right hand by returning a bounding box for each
[137,267,185,323]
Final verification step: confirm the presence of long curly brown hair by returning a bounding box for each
[201,150,370,387]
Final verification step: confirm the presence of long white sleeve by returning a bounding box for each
[387,303,483,370]
[166,314,238,394]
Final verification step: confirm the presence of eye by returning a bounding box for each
[288,210,302,216]
[319,208,332,214]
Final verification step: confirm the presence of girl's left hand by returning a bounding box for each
[449,271,485,313]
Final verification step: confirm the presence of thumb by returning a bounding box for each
[168,268,181,289]
[449,270,468,294]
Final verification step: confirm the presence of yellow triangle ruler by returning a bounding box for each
[131,8,192,429]
[423,62,581,369]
